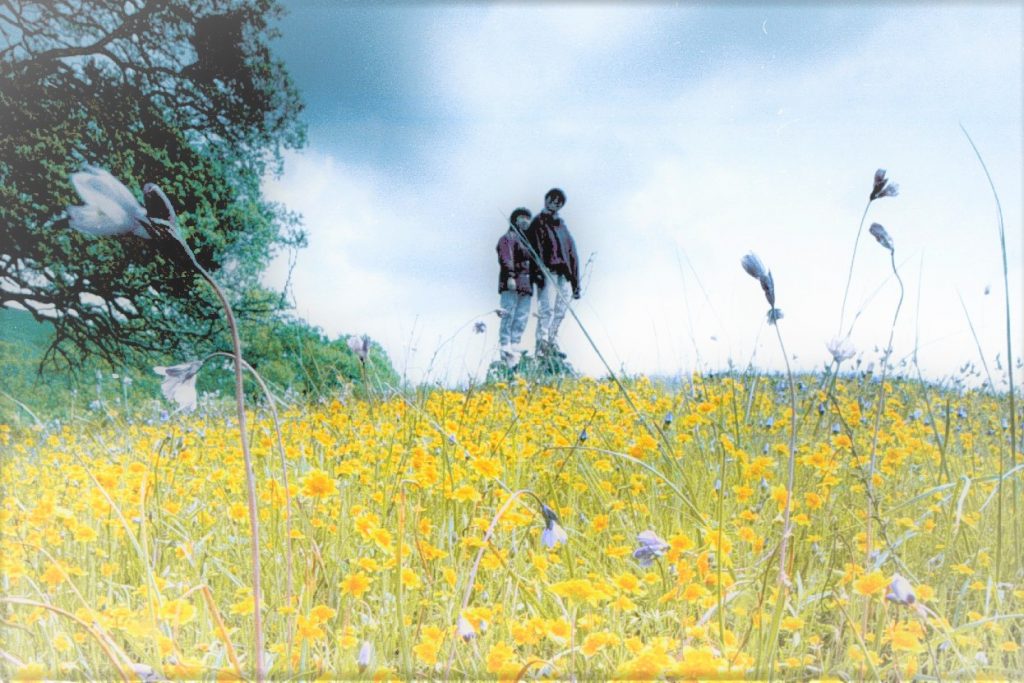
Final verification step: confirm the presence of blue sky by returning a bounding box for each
[262,3,1023,386]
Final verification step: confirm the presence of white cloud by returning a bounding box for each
[265,5,1022,386]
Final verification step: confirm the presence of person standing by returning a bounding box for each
[496,207,534,366]
[526,188,580,358]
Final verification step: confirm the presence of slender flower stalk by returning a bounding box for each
[740,252,796,587]
[206,352,295,650]
[184,254,266,681]
[862,222,904,635]
[836,169,899,343]
[961,124,1018,579]
[66,169,267,681]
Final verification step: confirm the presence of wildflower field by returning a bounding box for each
[2,371,1021,680]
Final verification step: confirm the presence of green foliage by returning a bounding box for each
[486,351,578,384]
[238,316,400,399]
[0,0,306,368]
[0,308,399,424]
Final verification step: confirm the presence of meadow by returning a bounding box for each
[2,148,1021,681]
[1,369,1021,680]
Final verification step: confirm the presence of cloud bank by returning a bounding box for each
[263,3,1022,386]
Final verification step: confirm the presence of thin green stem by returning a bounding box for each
[208,351,295,648]
[837,201,872,338]
[772,322,798,589]
[863,247,904,633]
[961,123,1019,580]
[954,294,1007,582]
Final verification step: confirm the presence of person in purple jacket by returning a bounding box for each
[496,207,534,366]
[526,188,579,358]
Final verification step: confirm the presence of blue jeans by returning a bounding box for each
[499,290,531,347]
[535,273,571,347]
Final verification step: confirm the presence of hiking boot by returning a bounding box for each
[547,341,567,358]
[500,345,517,367]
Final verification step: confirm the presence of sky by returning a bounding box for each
[261,2,1023,387]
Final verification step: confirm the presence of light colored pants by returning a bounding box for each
[535,273,572,347]
[499,290,531,347]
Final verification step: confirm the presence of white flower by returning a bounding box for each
[540,503,568,548]
[886,573,916,605]
[131,663,160,683]
[827,337,856,364]
[357,641,373,671]
[347,335,369,363]
[632,530,670,567]
[153,360,203,412]
[456,615,476,642]
[67,166,152,238]
[541,519,568,548]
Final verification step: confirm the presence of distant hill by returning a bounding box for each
[0,305,401,424]
[0,307,53,349]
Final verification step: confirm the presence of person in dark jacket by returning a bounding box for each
[496,207,534,366]
[525,188,579,358]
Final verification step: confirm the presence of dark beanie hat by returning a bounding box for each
[545,187,566,204]
[509,207,532,225]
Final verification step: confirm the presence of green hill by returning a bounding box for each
[0,306,400,425]
[0,307,53,348]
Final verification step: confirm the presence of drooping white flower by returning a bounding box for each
[540,503,568,548]
[740,252,782,324]
[153,360,203,412]
[347,335,369,363]
[131,663,160,683]
[456,615,476,642]
[886,573,916,605]
[740,252,768,282]
[869,223,894,252]
[827,337,856,364]
[632,530,670,567]
[67,166,152,238]
[357,641,373,671]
